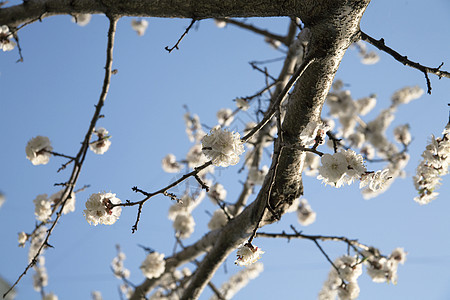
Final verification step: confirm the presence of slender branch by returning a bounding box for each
[165,18,196,53]
[241,57,316,143]
[3,15,119,299]
[215,18,288,46]
[360,31,450,94]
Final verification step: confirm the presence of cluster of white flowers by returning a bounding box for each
[0,25,16,51]
[391,86,424,106]
[33,194,52,222]
[91,291,103,300]
[217,108,234,127]
[317,150,366,187]
[364,248,406,284]
[71,14,91,26]
[297,198,316,226]
[173,213,195,239]
[161,153,182,173]
[84,192,122,226]
[235,98,250,111]
[207,209,228,230]
[235,243,264,266]
[354,41,380,65]
[43,292,58,300]
[393,124,412,146]
[49,189,76,215]
[300,120,330,147]
[28,226,47,262]
[184,112,206,143]
[111,249,130,279]
[413,123,449,205]
[202,127,245,167]
[18,231,28,247]
[89,127,111,155]
[131,19,149,36]
[140,252,166,279]
[359,169,391,192]
[210,263,263,300]
[33,257,48,292]
[207,183,227,203]
[26,136,53,165]
[318,255,362,300]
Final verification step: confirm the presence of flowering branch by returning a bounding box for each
[3,15,119,299]
[360,31,450,94]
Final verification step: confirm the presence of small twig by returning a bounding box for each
[215,18,288,46]
[165,18,196,53]
[194,174,210,192]
[360,31,450,94]
[249,62,278,81]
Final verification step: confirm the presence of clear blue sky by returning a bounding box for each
[0,0,449,299]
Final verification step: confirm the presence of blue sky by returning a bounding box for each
[0,0,449,299]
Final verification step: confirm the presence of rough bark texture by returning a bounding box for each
[2,0,371,299]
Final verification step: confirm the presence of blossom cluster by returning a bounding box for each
[297,198,316,226]
[140,252,166,279]
[111,248,130,279]
[89,127,111,155]
[413,123,450,205]
[26,136,53,165]
[131,19,149,36]
[84,192,122,226]
[235,243,264,267]
[364,247,407,284]
[318,255,362,300]
[0,25,16,52]
[202,127,245,167]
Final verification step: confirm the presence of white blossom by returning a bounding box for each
[394,124,411,145]
[391,86,424,106]
[28,226,47,262]
[208,183,227,203]
[297,198,316,226]
[173,213,195,239]
[33,194,52,222]
[49,189,76,215]
[359,169,391,191]
[140,252,166,279]
[317,152,349,187]
[334,255,363,282]
[202,127,244,167]
[413,127,449,205]
[84,192,122,226]
[217,108,234,126]
[337,281,360,300]
[89,127,111,155]
[0,25,16,51]
[91,291,103,300]
[365,256,399,283]
[111,249,130,279]
[184,113,205,142]
[131,19,149,36]
[208,209,228,230]
[18,232,27,247]
[235,243,264,266]
[356,94,376,116]
[161,154,182,173]
[43,293,58,300]
[26,136,53,165]
[235,98,250,111]
[71,14,91,26]
[300,120,330,147]
[361,51,380,65]
[214,19,227,28]
[186,144,212,173]
[33,257,48,292]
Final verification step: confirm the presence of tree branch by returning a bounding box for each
[360,31,450,94]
